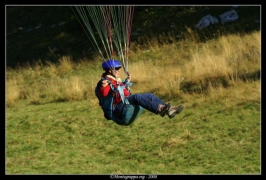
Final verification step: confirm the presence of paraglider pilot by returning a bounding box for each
[95,59,183,124]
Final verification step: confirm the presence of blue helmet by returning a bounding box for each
[102,59,122,70]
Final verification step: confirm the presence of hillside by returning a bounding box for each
[6,5,261,175]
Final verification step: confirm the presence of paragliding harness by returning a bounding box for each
[95,78,144,126]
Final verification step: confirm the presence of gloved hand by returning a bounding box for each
[127,73,131,81]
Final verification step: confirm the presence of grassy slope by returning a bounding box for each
[6,5,261,175]
[6,80,260,174]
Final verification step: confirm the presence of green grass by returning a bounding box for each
[6,81,260,174]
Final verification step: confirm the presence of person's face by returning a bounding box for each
[110,67,121,78]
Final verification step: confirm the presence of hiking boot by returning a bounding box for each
[168,105,183,119]
[159,103,171,117]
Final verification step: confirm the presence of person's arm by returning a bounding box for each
[127,73,131,81]
[98,80,111,97]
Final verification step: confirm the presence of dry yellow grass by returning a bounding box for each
[6,31,260,107]
[6,78,20,107]
[63,76,87,100]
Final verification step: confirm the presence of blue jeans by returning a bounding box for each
[113,93,166,118]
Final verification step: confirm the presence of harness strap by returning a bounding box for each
[102,76,131,105]
[117,85,130,105]
[109,83,130,105]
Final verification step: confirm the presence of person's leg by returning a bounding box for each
[126,93,167,114]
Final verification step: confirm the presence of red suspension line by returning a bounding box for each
[125,6,134,59]
[103,6,114,58]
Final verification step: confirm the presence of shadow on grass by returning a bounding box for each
[180,70,260,94]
